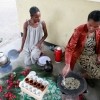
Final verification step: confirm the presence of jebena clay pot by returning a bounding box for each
[44,60,53,73]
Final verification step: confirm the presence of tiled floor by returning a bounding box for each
[0,38,100,100]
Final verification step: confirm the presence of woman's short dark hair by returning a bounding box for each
[29,6,40,17]
[88,10,100,22]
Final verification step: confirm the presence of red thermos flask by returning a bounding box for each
[54,47,62,63]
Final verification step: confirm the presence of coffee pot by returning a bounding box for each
[44,60,53,73]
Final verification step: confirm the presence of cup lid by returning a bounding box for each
[56,47,62,50]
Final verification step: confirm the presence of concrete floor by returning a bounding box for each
[0,0,20,48]
[0,38,100,100]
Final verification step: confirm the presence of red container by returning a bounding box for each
[54,47,62,62]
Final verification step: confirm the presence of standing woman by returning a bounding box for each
[62,10,100,80]
[19,6,48,66]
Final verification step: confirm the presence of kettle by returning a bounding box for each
[44,60,53,73]
[0,52,8,66]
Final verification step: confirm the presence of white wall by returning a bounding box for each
[16,0,100,47]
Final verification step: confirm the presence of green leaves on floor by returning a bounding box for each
[0,64,61,100]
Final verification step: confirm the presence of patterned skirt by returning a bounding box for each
[79,54,100,79]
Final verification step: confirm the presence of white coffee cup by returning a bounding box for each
[42,81,49,86]
[32,76,38,81]
[32,87,37,94]
[19,81,24,87]
[29,71,36,76]
[24,82,29,89]
[35,89,42,96]
[37,78,43,83]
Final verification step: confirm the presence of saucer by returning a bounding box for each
[37,56,51,66]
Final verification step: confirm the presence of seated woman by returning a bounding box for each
[19,6,48,66]
[62,10,100,100]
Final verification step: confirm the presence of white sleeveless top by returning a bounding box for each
[24,21,44,52]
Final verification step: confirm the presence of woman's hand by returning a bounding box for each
[18,48,23,53]
[62,64,71,77]
[36,43,41,49]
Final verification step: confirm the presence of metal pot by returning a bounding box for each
[57,72,87,97]
[0,52,8,66]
